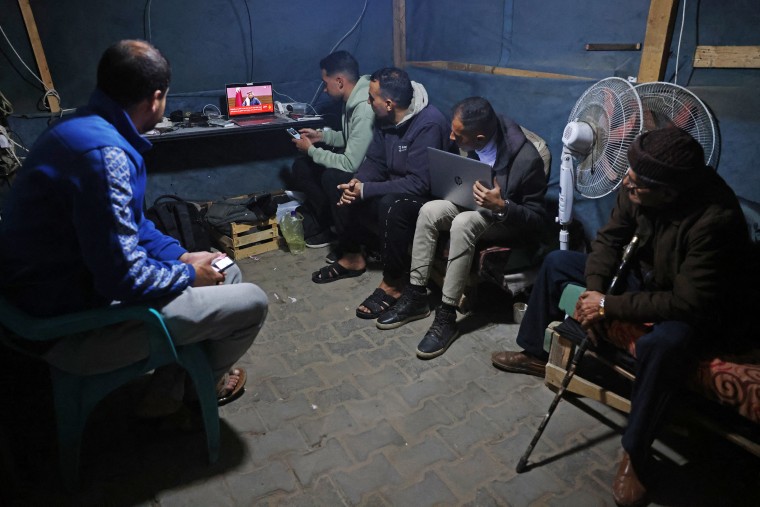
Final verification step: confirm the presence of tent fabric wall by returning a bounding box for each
[406,0,760,239]
[2,0,760,238]
[407,0,651,80]
[1,0,392,111]
[0,0,393,203]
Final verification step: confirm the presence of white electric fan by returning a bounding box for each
[557,77,643,250]
[634,81,720,168]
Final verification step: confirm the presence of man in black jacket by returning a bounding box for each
[310,68,450,321]
[376,97,547,359]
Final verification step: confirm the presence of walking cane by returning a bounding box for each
[515,234,640,473]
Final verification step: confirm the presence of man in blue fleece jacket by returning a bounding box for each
[310,67,450,321]
[0,40,268,411]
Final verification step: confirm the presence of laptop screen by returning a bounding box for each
[225,82,275,119]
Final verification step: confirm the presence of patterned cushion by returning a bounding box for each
[602,320,760,425]
[691,351,760,424]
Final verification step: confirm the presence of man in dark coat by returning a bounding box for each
[491,127,753,506]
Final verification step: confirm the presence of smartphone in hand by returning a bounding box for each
[286,127,301,139]
[211,256,235,273]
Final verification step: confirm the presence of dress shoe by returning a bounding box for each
[416,306,459,359]
[490,350,546,377]
[612,451,647,507]
[376,285,429,329]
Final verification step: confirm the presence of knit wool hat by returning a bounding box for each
[627,127,706,187]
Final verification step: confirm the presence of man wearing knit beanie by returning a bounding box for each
[491,127,753,506]
[627,125,708,188]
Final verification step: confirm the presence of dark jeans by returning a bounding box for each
[516,249,695,464]
[336,193,427,280]
[291,156,353,237]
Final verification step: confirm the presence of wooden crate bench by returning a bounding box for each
[544,284,760,458]
[210,218,279,259]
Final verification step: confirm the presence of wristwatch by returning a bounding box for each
[493,199,509,220]
[598,297,606,318]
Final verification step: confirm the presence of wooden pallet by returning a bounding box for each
[210,218,279,259]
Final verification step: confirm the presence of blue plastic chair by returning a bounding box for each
[0,295,220,489]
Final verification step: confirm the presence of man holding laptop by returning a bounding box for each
[376,96,548,358]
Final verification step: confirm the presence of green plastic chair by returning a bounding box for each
[0,295,220,489]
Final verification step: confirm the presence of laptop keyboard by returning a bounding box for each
[234,115,291,127]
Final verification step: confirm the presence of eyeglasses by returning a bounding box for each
[622,170,656,193]
[623,180,649,192]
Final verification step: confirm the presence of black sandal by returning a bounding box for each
[356,288,399,319]
[311,263,366,284]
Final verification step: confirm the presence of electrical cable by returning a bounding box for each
[673,0,687,85]
[8,134,29,154]
[272,87,321,116]
[0,90,13,116]
[0,23,63,111]
[327,0,370,55]
[242,0,255,82]
[0,124,24,178]
[202,104,222,118]
[308,0,369,107]
[4,141,22,167]
[272,88,299,104]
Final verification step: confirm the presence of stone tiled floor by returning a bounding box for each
[2,245,759,506]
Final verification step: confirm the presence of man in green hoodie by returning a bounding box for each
[291,50,375,247]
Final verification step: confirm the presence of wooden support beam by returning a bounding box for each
[17,0,60,112]
[637,0,678,83]
[693,45,760,68]
[393,0,406,68]
[585,43,642,51]
[407,60,593,81]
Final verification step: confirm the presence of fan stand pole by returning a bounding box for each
[557,149,574,251]
[559,227,570,251]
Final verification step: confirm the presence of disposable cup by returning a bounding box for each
[513,302,527,324]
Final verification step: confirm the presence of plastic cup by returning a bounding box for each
[513,302,527,324]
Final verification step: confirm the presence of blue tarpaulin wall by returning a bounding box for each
[1,0,392,203]
[2,0,759,239]
[404,0,760,238]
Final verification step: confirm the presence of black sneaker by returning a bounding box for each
[305,230,336,249]
[416,306,459,359]
[376,285,430,330]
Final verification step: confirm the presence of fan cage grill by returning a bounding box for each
[567,77,642,198]
[634,81,720,168]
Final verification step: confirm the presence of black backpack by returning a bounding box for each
[144,194,212,252]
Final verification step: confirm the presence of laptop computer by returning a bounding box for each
[427,147,493,210]
[225,82,290,126]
